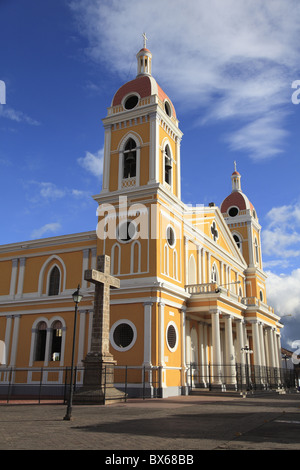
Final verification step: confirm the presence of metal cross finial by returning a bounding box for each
[142,32,148,49]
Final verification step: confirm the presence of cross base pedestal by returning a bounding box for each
[73,354,126,405]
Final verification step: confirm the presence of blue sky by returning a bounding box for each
[1,0,300,349]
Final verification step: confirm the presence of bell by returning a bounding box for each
[165,158,172,170]
[125,151,135,163]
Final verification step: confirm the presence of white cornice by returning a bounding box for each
[0,231,97,255]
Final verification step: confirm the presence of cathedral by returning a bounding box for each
[0,41,283,398]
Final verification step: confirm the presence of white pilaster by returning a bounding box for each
[16,257,26,298]
[9,315,21,367]
[9,258,18,297]
[102,124,112,193]
[81,249,89,289]
[143,302,152,366]
[4,315,13,366]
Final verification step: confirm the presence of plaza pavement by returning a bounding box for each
[1,391,300,453]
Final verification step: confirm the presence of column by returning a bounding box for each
[235,318,245,365]
[211,310,222,385]
[251,320,261,366]
[266,327,275,368]
[44,327,52,367]
[197,246,202,284]
[202,249,206,283]
[198,322,206,386]
[185,318,191,367]
[143,302,152,367]
[272,328,280,369]
[258,322,266,368]
[224,314,236,385]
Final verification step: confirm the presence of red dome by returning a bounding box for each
[221,191,254,213]
[111,75,176,118]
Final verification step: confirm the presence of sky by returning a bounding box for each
[1,0,300,350]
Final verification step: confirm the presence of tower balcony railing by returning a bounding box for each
[185,283,241,302]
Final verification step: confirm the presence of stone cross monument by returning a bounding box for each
[74,255,124,404]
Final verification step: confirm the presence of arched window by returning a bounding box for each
[164,145,172,185]
[51,320,62,361]
[48,266,60,296]
[35,321,47,361]
[123,138,136,179]
[233,234,241,249]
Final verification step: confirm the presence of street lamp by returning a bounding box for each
[63,284,83,421]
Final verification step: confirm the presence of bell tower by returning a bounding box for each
[220,164,267,302]
[100,37,183,199]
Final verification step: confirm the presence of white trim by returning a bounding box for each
[166,320,179,353]
[38,255,67,296]
[121,92,141,111]
[109,319,137,352]
[118,132,142,190]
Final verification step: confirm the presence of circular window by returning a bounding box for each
[110,320,137,352]
[124,94,139,110]
[228,206,239,217]
[166,225,176,248]
[117,220,136,243]
[164,100,172,117]
[166,321,178,352]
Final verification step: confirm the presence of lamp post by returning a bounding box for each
[63,285,82,421]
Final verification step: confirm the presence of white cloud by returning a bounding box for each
[69,0,300,160]
[266,269,300,318]
[26,181,89,204]
[262,201,300,264]
[0,105,40,126]
[31,222,61,239]
[38,182,66,200]
[77,147,104,178]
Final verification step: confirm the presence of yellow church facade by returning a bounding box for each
[0,44,283,398]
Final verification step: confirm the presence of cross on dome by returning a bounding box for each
[142,32,148,49]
